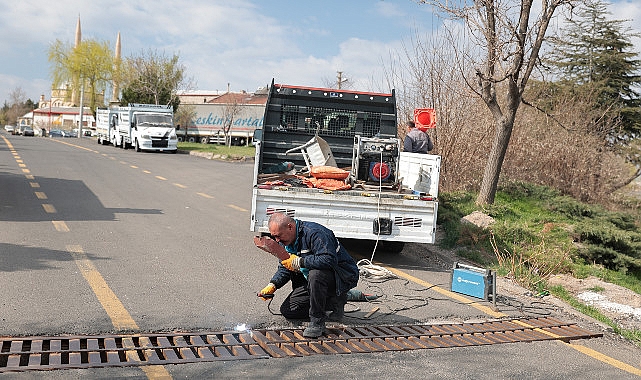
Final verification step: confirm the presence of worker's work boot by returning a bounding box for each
[303,319,326,338]
[326,294,347,322]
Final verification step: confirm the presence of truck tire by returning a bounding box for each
[188,136,197,143]
[381,241,405,254]
[200,137,208,144]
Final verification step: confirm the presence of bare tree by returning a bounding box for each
[420,0,576,204]
[119,49,195,110]
[221,99,245,148]
[174,103,197,142]
[5,87,28,125]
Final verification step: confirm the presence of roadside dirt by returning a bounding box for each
[408,225,641,336]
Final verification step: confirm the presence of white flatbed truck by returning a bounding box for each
[250,81,440,252]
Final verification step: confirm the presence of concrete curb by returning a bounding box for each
[180,150,254,162]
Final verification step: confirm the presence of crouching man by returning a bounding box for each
[258,212,359,338]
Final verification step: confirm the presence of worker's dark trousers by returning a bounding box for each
[280,268,338,321]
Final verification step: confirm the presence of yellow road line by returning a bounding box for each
[30,182,40,188]
[143,170,151,174]
[130,165,138,169]
[173,183,187,189]
[228,204,247,212]
[51,220,69,232]
[155,176,167,181]
[387,265,641,376]
[50,138,95,152]
[67,245,171,379]
[42,204,56,213]
[22,168,30,174]
[567,343,641,376]
[67,245,138,330]
[34,191,48,200]
[197,192,214,199]
[386,266,506,318]
[25,174,34,180]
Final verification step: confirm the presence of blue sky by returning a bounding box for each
[0,0,639,105]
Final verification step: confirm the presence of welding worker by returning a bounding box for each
[257,212,359,338]
[403,120,433,154]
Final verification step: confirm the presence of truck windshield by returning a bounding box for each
[136,114,173,127]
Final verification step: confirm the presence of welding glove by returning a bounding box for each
[258,283,276,301]
[281,254,302,272]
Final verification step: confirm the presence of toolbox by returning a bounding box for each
[450,262,495,301]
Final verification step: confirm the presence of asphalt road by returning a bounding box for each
[1,132,640,379]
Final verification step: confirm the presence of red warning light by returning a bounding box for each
[414,108,436,131]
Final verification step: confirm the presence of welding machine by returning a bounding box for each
[351,135,400,184]
[450,262,496,301]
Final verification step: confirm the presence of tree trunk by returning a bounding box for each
[476,117,514,205]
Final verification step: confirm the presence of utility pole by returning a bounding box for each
[78,78,84,138]
[336,71,348,90]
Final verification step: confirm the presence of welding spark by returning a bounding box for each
[234,323,250,332]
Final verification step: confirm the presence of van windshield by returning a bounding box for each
[136,114,172,127]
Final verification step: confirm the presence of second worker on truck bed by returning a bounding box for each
[257,212,359,338]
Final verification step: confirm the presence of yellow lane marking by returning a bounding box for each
[42,204,56,213]
[155,176,167,181]
[18,163,26,168]
[67,245,172,379]
[143,170,152,174]
[34,191,48,200]
[197,192,214,199]
[130,165,138,169]
[25,174,34,180]
[387,265,641,376]
[101,153,109,157]
[22,168,30,173]
[386,266,506,318]
[52,221,69,232]
[173,183,187,189]
[120,161,128,165]
[30,182,40,188]
[66,245,138,330]
[16,159,23,163]
[567,343,641,376]
[110,157,116,160]
[228,204,247,212]
[50,138,95,152]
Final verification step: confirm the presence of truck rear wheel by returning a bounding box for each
[380,241,405,254]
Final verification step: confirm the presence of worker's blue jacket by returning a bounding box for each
[269,219,359,296]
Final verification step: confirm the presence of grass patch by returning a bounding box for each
[438,181,641,296]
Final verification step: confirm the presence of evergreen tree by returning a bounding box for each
[546,0,641,134]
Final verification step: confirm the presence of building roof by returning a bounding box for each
[207,92,268,105]
[33,106,92,115]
